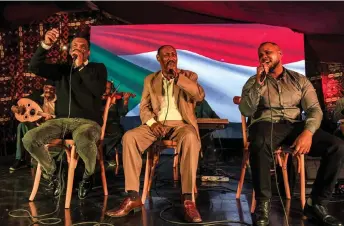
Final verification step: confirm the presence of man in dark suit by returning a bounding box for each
[102,81,131,164]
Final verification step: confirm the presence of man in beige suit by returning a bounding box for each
[106,45,205,223]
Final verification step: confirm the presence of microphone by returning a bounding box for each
[259,62,270,83]
[260,70,266,83]
[168,69,176,79]
[72,54,78,60]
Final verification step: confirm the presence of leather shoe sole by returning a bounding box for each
[184,214,202,223]
[106,206,142,218]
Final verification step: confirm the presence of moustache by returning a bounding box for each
[71,49,85,55]
[167,60,175,65]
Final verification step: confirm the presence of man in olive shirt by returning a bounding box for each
[240,42,344,226]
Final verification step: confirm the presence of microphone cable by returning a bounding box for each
[266,77,290,226]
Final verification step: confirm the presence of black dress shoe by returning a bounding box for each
[78,177,93,199]
[304,202,343,226]
[252,200,270,226]
[44,175,62,197]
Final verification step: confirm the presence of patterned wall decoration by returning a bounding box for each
[0,10,124,154]
[308,62,344,124]
[320,63,344,119]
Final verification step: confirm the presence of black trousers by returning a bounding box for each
[103,123,124,159]
[249,121,344,206]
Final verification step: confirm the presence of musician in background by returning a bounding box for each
[23,28,107,199]
[10,80,56,171]
[239,42,344,226]
[106,45,205,223]
[195,99,219,162]
[333,96,344,138]
[195,99,219,119]
[102,81,132,164]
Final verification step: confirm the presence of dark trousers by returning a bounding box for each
[15,122,36,160]
[22,118,101,178]
[103,123,123,159]
[249,121,344,206]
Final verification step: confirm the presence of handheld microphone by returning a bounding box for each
[168,69,176,79]
[72,54,78,60]
[260,70,266,83]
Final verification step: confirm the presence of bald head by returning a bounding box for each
[157,45,175,56]
[258,42,280,53]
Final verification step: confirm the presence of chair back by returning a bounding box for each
[233,96,249,150]
[100,97,112,141]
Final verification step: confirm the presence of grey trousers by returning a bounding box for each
[22,118,101,178]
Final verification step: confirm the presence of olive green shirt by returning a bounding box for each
[239,68,323,134]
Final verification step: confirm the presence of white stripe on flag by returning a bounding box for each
[122,50,305,122]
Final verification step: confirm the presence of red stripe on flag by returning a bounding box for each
[91,24,304,67]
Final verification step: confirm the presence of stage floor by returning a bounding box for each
[0,154,343,226]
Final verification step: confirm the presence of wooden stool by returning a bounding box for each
[141,140,197,204]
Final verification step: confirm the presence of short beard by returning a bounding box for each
[270,60,280,71]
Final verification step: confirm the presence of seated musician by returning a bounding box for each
[22,29,107,199]
[195,100,219,162]
[333,95,344,138]
[10,80,56,171]
[102,81,133,164]
[105,45,205,223]
[239,42,344,226]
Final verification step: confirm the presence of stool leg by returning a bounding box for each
[281,153,291,199]
[142,151,152,204]
[251,190,256,213]
[98,145,108,196]
[65,146,77,209]
[147,152,159,192]
[299,155,306,209]
[29,164,42,201]
[115,148,119,166]
[236,150,249,199]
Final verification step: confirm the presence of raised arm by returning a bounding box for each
[175,71,205,102]
[29,29,62,81]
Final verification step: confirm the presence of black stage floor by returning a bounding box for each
[0,154,344,226]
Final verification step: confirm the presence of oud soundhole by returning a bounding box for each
[30,109,36,116]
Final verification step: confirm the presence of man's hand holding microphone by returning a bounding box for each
[256,62,270,85]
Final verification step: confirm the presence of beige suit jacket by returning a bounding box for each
[140,69,205,139]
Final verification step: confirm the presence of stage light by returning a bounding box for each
[62,45,68,51]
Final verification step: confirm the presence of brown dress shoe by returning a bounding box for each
[106,197,143,217]
[183,200,202,223]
